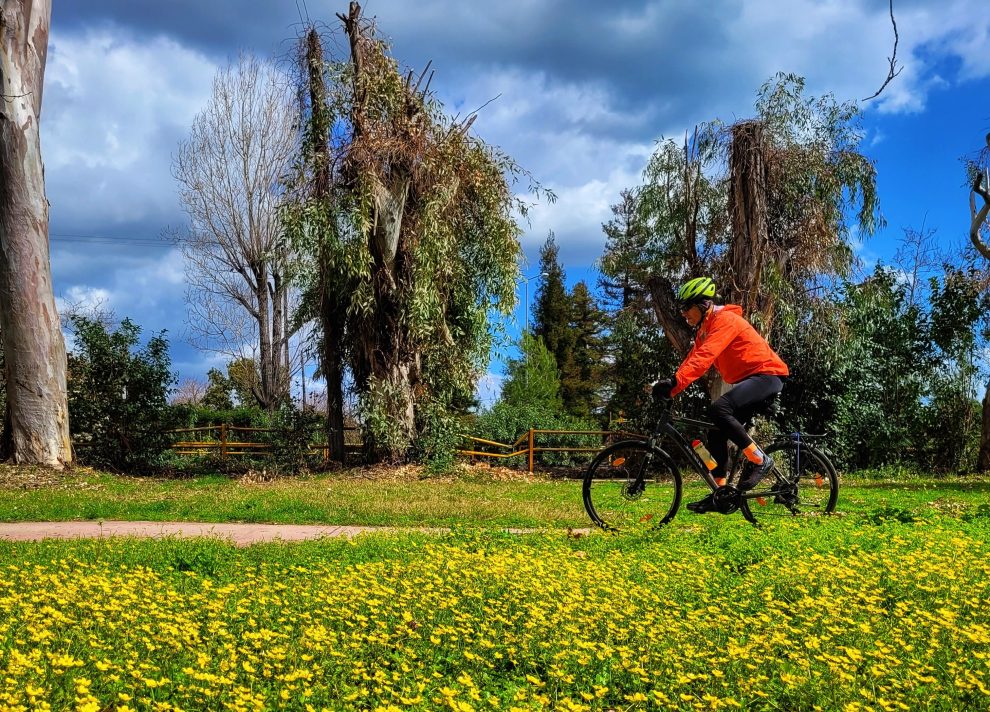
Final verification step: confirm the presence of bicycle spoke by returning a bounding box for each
[583,442,681,530]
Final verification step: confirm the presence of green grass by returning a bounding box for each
[2,509,990,709]
[2,464,990,528]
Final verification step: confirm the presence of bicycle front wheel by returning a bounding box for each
[583,440,682,530]
[741,441,838,522]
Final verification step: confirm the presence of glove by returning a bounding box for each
[652,378,676,401]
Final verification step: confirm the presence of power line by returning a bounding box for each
[50,232,179,248]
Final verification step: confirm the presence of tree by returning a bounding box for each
[0,0,71,466]
[173,53,298,412]
[201,368,234,411]
[563,281,606,417]
[172,378,206,405]
[67,316,175,471]
[638,75,880,400]
[965,132,990,469]
[501,334,562,410]
[286,3,537,462]
[599,190,675,425]
[533,233,573,365]
[283,27,350,464]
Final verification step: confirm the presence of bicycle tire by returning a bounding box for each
[583,440,682,530]
[740,441,838,522]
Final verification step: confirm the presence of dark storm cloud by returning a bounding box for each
[52,0,741,140]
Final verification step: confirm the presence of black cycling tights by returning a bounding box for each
[706,374,783,479]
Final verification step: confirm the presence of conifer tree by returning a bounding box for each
[562,281,606,417]
[532,233,575,385]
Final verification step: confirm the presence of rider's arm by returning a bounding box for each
[670,313,745,396]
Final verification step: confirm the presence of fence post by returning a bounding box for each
[220,423,228,460]
[528,429,534,474]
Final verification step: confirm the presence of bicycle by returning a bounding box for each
[582,397,839,529]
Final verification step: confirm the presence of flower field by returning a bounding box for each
[2,508,990,710]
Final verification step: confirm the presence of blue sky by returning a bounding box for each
[43,0,990,404]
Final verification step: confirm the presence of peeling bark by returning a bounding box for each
[0,0,71,466]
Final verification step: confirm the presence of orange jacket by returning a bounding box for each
[671,304,788,397]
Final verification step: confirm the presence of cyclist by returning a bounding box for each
[651,277,789,513]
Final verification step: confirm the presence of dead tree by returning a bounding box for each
[971,133,990,470]
[303,27,348,465]
[0,0,72,466]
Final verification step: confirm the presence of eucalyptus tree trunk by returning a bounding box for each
[340,1,420,460]
[303,27,346,464]
[0,0,71,467]
[727,120,771,330]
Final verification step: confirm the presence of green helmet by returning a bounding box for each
[676,277,716,307]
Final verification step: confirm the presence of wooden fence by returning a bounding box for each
[457,429,646,473]
[168,424,362,462]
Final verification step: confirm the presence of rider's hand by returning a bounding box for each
[652,378,676,401]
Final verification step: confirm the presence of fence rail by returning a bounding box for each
[168,423,362,462]
[458,429,646,473]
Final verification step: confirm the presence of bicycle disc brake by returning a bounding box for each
[622,477,646,501]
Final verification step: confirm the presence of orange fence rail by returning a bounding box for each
[458,429,646,473]
[168,424,362,461]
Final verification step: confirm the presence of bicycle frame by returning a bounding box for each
[645,402,802,505]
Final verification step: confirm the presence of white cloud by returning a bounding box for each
[44,29,218,230]
[56,286,113,315]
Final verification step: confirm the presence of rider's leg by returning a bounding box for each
[709,375,783,489]
[706,429,729,487]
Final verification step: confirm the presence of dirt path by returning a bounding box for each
[0,521,591,546]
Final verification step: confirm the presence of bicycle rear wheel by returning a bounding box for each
[741,441,838,522]
[583,440,682,530]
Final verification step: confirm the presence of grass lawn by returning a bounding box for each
[1,462,989,528]
[1,487,990,710]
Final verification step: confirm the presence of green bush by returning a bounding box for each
[68,316,176,472]
[263,405,326,474]
[472,400,601,468]
[413,402,466,475]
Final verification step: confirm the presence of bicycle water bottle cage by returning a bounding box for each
[712,485,741,515]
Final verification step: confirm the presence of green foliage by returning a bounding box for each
[562,281,606,417]
[500,334,562,410]
[412,401,465,475]
[169,404,268,429]
[283,20,543,462]
[533,233,572,364]
[201,368,234,411]
[67,316,176,472]
[471,399,599,467]
[264,404,325,474]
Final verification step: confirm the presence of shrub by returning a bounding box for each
[68,317,176,472]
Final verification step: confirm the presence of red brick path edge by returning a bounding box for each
[0,521,591,547]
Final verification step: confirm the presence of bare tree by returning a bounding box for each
[970,133,990,470]
[173,54,299,411]
[0,0,71,466]
[172,378,207,405]
[970,133,990,261]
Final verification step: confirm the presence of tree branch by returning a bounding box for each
[972,174,990,261]
[863,0,903,102]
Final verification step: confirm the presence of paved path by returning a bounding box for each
[0,521,421,546]
[0,521,590,546]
